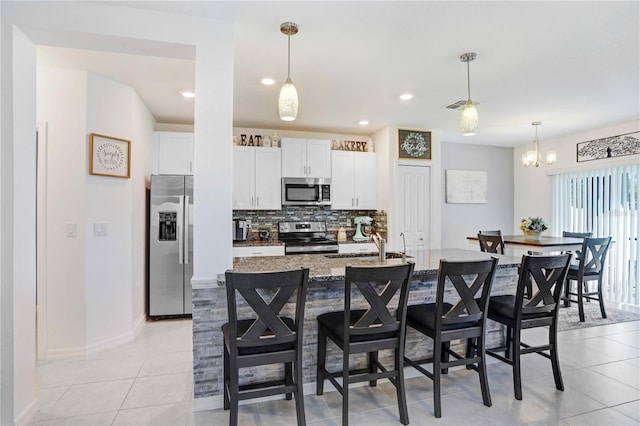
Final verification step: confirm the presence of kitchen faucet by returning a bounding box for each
[400,232,406,262]
[372,232,386,263]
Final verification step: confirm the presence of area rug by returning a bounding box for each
[557,302,640,331]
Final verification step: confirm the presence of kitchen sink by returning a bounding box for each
[324,252,410,260]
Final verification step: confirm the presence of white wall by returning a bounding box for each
[514,119,640,235]
[441,142,514,248]
[130,90,153,328]
[36,67,88,354]
[36,68,153,356]
[10,26,37,423]
[84,72,151,349]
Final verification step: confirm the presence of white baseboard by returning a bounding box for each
[43,316,146,360]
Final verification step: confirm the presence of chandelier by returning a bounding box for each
[522,121,557,167]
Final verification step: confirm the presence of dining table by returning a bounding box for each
[467,234,585,254]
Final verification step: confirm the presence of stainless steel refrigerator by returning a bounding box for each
[149,175,193,316]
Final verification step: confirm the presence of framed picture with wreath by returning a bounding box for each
[397,128,431,160]
[89,133,131,178]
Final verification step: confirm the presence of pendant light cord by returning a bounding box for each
[287,30,291,79]
[467,60,471,100]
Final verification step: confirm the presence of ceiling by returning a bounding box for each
[36,1,639,147]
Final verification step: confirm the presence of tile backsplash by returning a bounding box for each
[233,207,387,242]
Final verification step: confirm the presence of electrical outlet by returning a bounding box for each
[246,219,252,228]
[346,218,351,227]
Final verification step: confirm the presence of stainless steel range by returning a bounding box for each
[278,221,339,255]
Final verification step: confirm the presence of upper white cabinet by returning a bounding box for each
[153,131,194,175]
[331,151,377,210]
[233,146,282,210]
[281,138,331,178]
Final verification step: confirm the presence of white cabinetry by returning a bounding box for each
[233,146,282,210]
[331,151,377,210]
[153,131,194,175]
[281,138,331,178]
[233,245,285,257]
[338,242,377,254]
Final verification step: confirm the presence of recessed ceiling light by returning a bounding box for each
[358,120,369,126]
[181,91,195,98]
[261,78,275,86]
[399,93,413,101]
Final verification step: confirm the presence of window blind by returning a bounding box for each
[552,164,639,307]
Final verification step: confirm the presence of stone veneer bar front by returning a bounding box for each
[192,248,521,407]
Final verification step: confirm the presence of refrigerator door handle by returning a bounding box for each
[178,195,184,264]
[184,195,190,264]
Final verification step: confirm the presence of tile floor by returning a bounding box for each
[29,318,640,425]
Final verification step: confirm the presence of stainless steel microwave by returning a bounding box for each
[282,178,331,206]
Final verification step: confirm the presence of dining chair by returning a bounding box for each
[316,262,415,426]
[486,254,571,400]
[563,237,612,322]
[223,268,310,426]
[477,232,505,255]
[403,257,498,418]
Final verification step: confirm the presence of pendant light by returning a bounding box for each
[522,121,557,167]
[279,22,299,121]
[459,52,478,136]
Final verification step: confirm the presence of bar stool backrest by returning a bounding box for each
[516,255,571,317]
[225,268,309,350]
[344,262,415,338]
[435,258,498,328]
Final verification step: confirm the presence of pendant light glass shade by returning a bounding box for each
[279,77,298,121]
[279,22,299,121]
[459,52,478,136]
[460,100,478,135]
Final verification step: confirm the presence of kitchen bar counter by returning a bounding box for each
[229,248,520,282]
[192,249,521,406]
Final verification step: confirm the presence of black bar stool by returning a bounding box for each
[316,262,415,426]
[222,268,309,426]
[403,257,499,418]
[486,254,571,400]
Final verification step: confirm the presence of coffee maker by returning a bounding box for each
[233,220,248,242]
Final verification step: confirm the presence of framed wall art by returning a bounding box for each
[89,133,131,178]
[397,128,431,160]
[576,131,640,162]
[445,169,487,204]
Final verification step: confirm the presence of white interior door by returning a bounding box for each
[396,165,430,256]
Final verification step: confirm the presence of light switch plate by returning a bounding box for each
[66,222,77,237]
[94,222,108,237]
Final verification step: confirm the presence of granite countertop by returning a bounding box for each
[226,248,521,284]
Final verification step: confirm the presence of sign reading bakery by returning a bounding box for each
[89,133,131,178]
